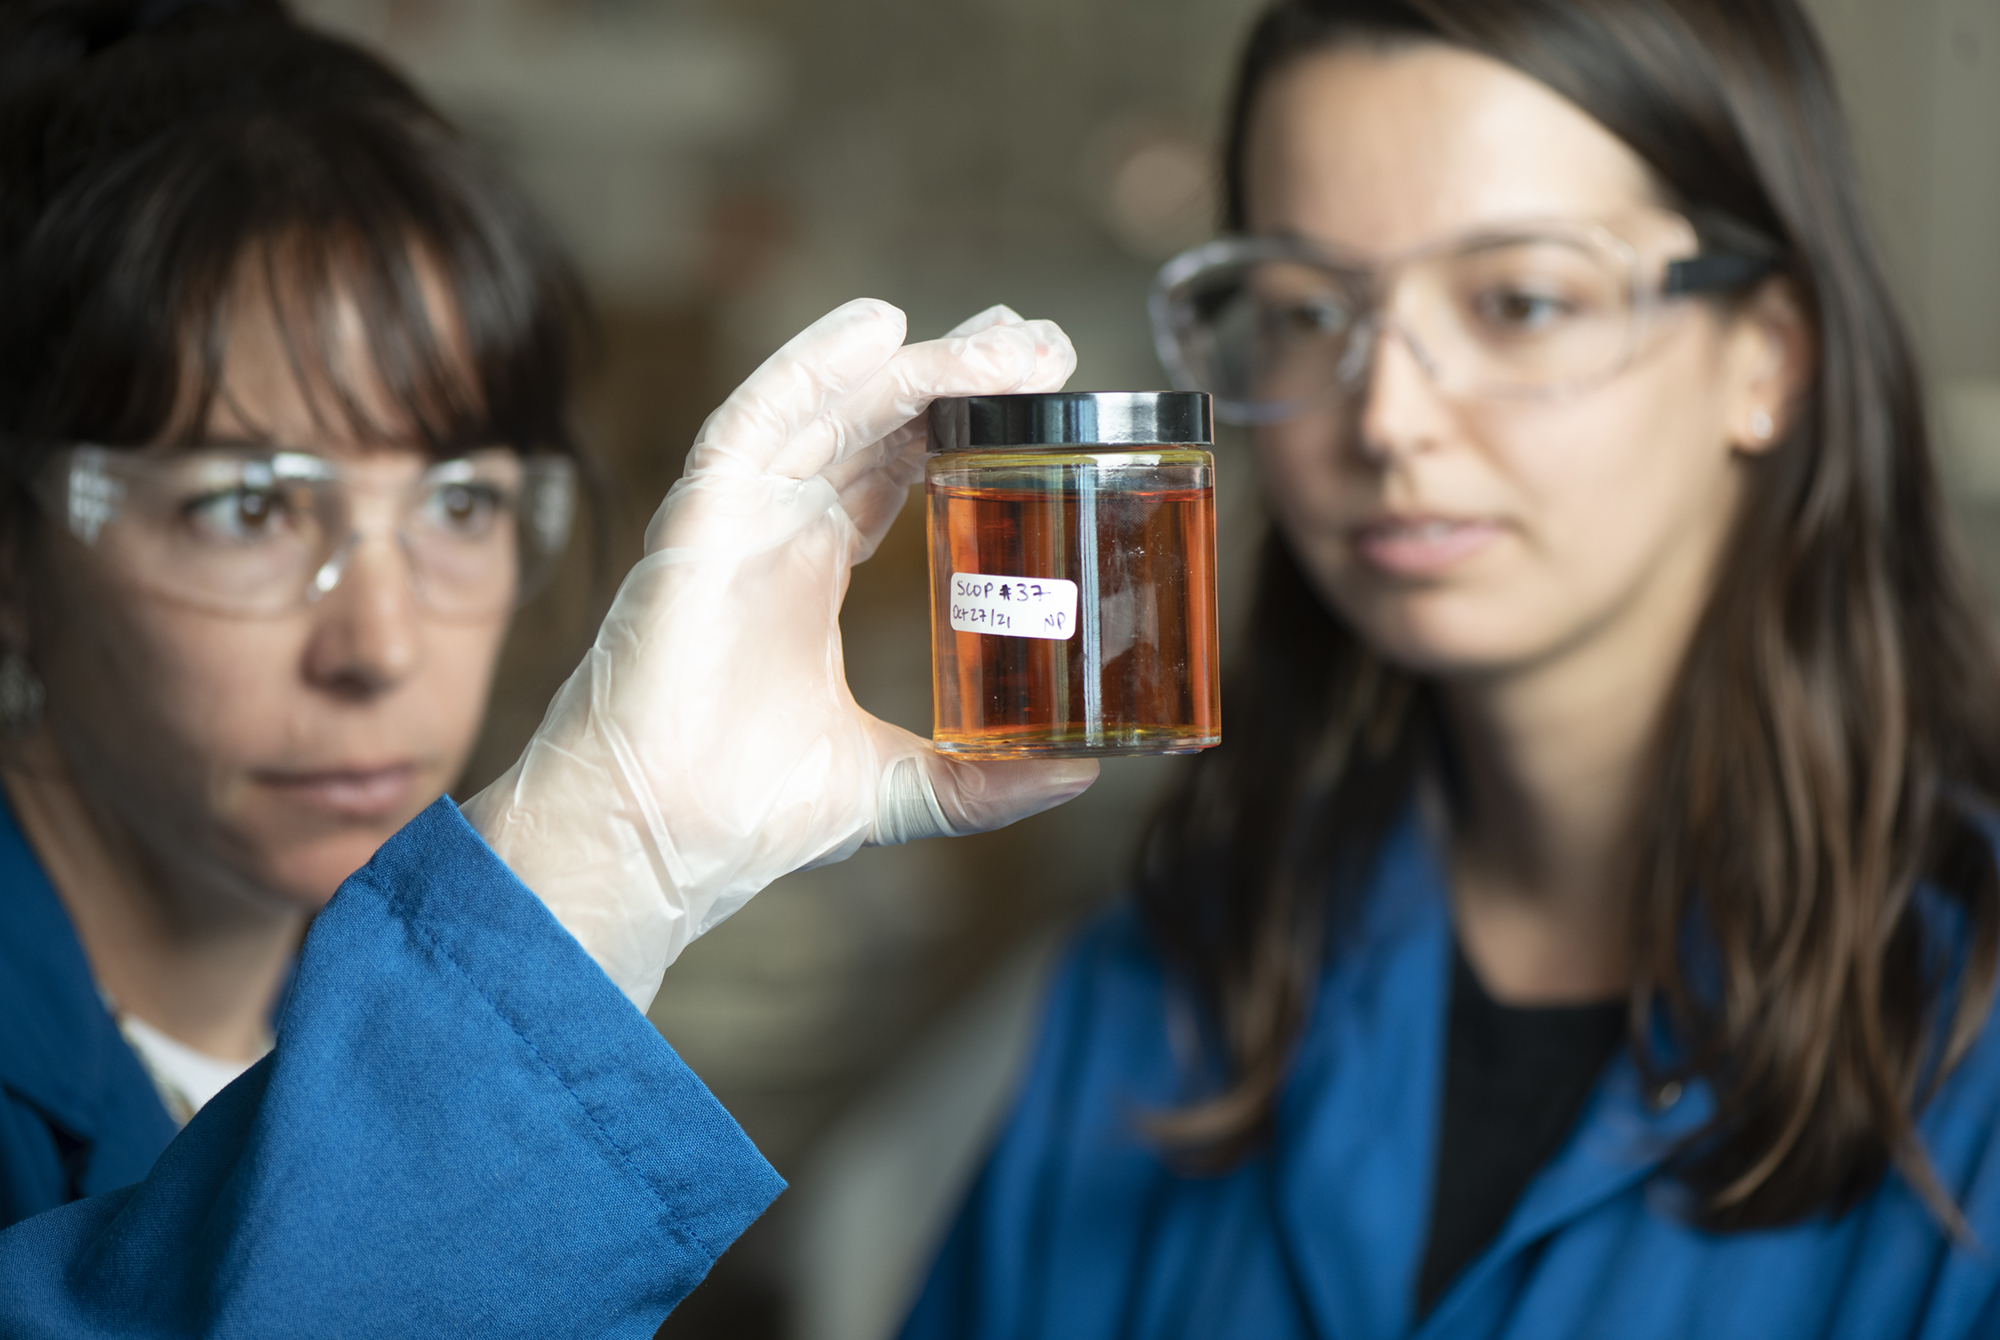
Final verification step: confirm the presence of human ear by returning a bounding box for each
[1721,276,1814,455]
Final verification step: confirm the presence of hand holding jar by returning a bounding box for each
[461,299,1099,1012]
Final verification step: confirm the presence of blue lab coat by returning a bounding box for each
[0,794,783,1336]
[904,811,2000,1339]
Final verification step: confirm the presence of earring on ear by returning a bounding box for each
[1749,408,1775,443]
[0,647,45,737]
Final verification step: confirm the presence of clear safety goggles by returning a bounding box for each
[1148,221,1774,424]
[41,444,577,619]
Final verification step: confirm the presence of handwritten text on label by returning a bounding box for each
[948,573,1079,641]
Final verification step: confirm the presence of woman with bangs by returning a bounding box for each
[0,0,1091,1331]
[903,0,2000,1336]
[0,0,587,1153]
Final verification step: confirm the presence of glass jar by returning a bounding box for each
[925,391,1220,759]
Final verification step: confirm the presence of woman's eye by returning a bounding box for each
[185,488,289,542]
[1474,288,1573,331]
[423,482,506,537]
[1262,297,1350,340]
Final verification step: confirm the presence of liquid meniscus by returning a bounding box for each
[927,451,1220,759]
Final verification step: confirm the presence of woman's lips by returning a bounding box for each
[256,763,421,819]
[1351,516,1503,577]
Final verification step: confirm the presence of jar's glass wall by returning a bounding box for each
[926,448,1220,758]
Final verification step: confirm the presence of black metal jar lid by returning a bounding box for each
[928,391,1213,452]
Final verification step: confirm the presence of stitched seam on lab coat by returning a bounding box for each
[363,870,724,1258]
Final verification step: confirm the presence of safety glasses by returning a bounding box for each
[42,444,577,619]
[1149,220,1774,424]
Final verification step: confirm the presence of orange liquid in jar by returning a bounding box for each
[927,450,1220,758]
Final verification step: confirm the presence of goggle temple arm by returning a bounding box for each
[1662,251,1778,296]
[525,458,577,559]
[65,449,125,545]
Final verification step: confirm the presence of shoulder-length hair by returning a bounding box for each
[0,0,590,507]
[1137,0,2000,1230]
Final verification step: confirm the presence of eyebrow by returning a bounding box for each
[1244,227,1390,268]
[183,435,285,455]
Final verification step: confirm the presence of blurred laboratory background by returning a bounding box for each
[287,0,1999,1335]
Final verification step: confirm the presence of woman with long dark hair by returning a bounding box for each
[0,1,1088,1331]
[903,1,2000,1335]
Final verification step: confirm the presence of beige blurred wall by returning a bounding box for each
[1802,0,2000,593]
[1806,0,1999,382]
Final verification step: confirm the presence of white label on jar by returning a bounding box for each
[948,573,1079,640]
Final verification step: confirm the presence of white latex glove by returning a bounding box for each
[462,299,1099,1011]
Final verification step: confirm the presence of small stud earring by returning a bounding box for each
[1749,408,1775,442]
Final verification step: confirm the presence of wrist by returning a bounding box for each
[460,766,676,1014]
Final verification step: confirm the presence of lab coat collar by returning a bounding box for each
[1273,808,1716,1340]
[1415,1049,1716,1337]
[0,785,174,1166]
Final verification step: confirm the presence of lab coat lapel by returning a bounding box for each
[1268,810,1719,1340]
[1411,1017,1716,1335]
[1272,814,1455,1340]
[0,790,176,1197]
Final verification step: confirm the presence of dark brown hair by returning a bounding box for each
[1137,0,2000,1230]
[0,0,590,488]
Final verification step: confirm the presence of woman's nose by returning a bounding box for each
[302,534,422,696]
[1352,322,1451,466]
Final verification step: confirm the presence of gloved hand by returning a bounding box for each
[461,299,1099,1011]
